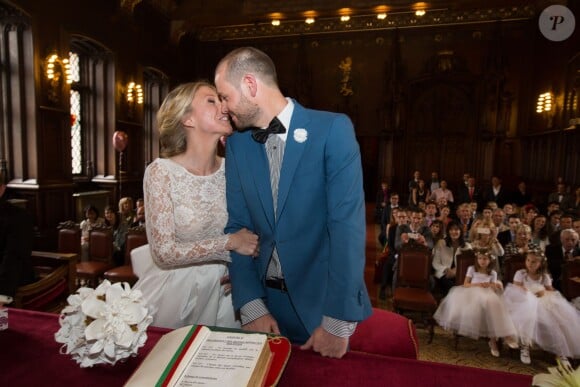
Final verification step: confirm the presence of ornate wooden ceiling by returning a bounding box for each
[141,0,562,41]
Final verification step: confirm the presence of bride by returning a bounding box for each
[133,81,258,329]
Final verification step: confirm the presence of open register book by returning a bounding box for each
[125,325,291,387]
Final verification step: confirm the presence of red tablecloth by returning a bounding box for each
[0,308,533,386]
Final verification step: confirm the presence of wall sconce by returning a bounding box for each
[126,82,143,105]
[536,92,553,113]
[44,53,72,103]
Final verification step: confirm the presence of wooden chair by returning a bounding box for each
[561,260,580,301]
[57,221,81,256]
[13,251,78,313]
[502,253,526,286]
[76,227,114,288]
[455,249,476,287]
[392,241,437,343]
[104,226,147,286]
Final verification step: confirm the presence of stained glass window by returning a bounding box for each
[69,52,82,174]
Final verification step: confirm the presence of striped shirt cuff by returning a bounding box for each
[240,299,270,326]
[322,316,357,338]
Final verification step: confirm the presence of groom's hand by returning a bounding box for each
[300,326,348,358]
[242,314,280,335]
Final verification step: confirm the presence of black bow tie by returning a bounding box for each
[251,117,286,144]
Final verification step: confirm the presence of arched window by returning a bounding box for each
[0,4,34,183]
[143,67,169,164]
[69,36,114,178]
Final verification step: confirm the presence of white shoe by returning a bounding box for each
[489,340,500,357]
[505,337,519,349]
[520,347,531,364]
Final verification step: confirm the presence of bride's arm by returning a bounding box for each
[144,162,231,269]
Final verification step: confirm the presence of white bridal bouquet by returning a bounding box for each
[55,280,152,368]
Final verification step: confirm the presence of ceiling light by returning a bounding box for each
[340,15,350,22]
[377,13,387,20]
[271,19,280,26]
[415,9,426,16]
[305,17,315,24]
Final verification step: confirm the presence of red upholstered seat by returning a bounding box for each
[104,226,147,286]
[76,228,114,288]
[350,308,418,359]
[57,222,81,256]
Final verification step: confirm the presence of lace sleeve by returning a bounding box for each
[143,161,230,269]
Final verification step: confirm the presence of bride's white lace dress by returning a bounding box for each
[133,157,239,329]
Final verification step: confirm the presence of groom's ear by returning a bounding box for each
[242,74,258,98]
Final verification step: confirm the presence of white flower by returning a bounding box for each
[55,280,152,368]
[293,128,308,143]
[533,361,580,387]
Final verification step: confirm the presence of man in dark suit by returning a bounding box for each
[498,214,521,248]
[457,177,483,208]
[0,174,35,306]
[482,176,508,208]
[511,181,532,207]
[215,47,372,358]
[545,229,580,291]
[378,192,400,246]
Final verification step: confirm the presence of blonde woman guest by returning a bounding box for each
[133,81,259,329]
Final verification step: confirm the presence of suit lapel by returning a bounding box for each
[277,102,309,220]
[243,137,275,229]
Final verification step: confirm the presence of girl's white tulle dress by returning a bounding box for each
[434,266,516,339]
[503,269,580,358]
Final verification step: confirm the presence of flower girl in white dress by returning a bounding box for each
[503,250,580,367]
[434,248,518,357]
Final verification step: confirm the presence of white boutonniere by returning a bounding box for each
[293,128,308,143]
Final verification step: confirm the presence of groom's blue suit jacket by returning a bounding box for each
[225,100,372,334]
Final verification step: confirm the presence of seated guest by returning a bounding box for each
[429,219,445,245]
[432,221,472,297]
[492,208,509,233]
[546,210,563,243]
[393,208,433,291]
[80,204,105,261]
[504,224,539,261]
[531,214,550,251]
[454,203,474,242]
[549,212,574,246]
[118,197,136,225]
[395,208,434,251]
[103,205,129,266]
[437,204,452,228]
[131,206,146,228]
[545,229,580,291]
[498,214,521,248]
[424,201,438,227]
[522,205,538,226]
[0,174,35,306]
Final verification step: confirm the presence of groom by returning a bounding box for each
[215,47,372,359]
